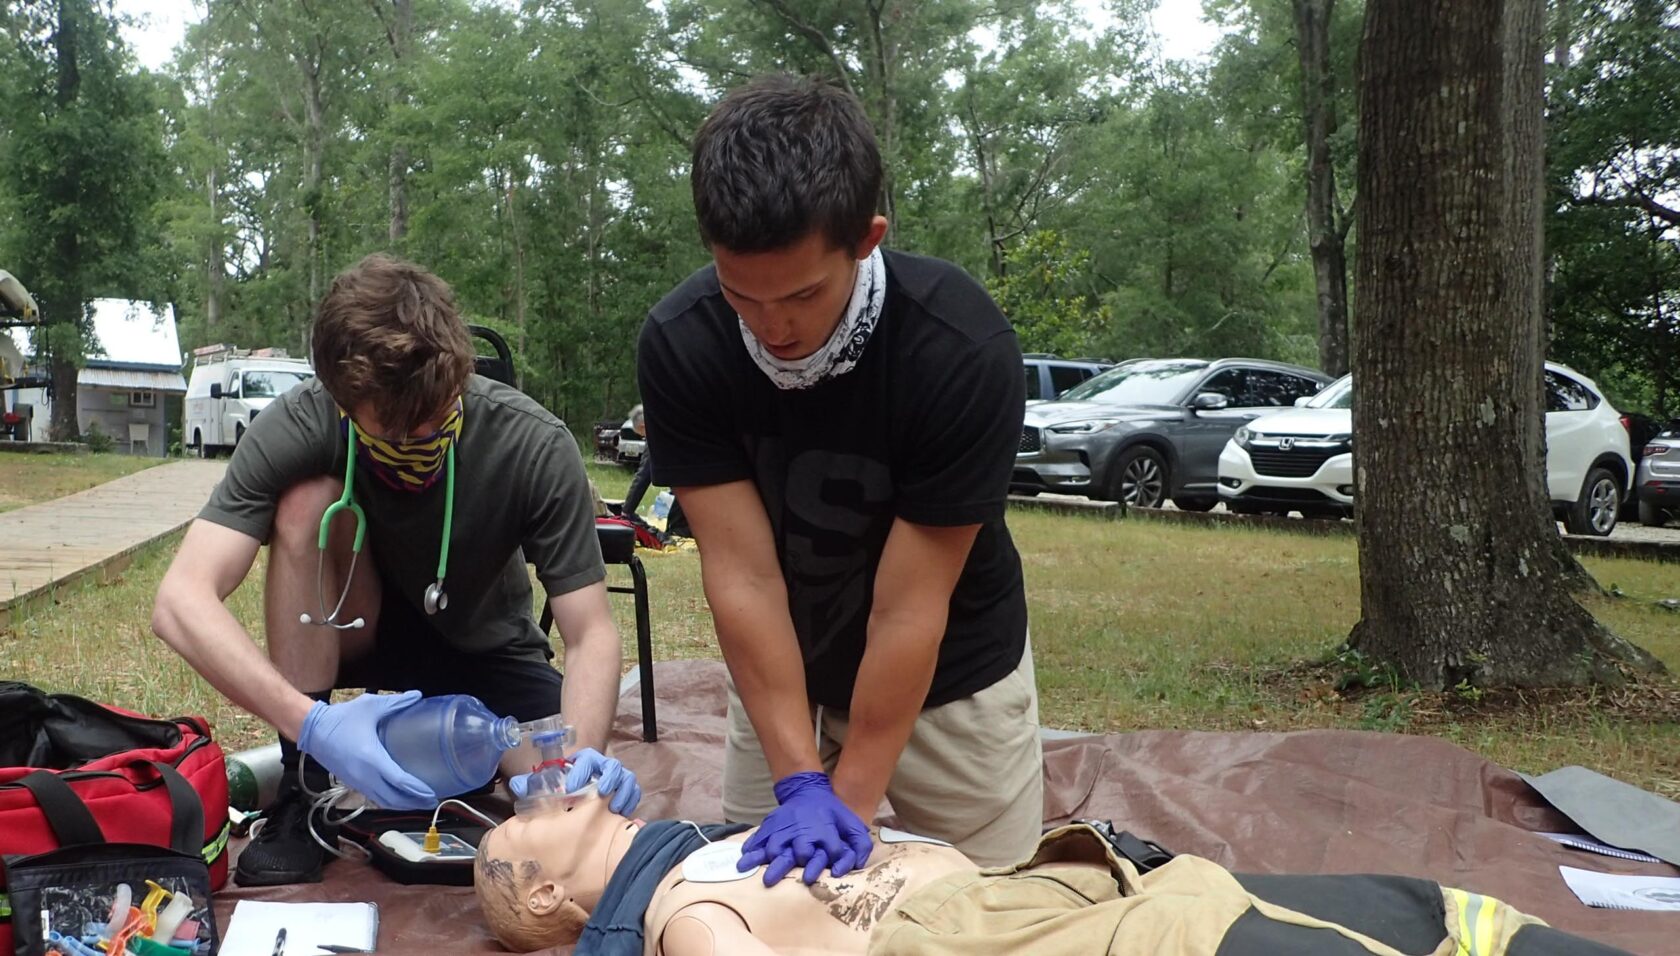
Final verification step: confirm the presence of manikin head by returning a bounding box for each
[690,74,889,362]
[474,791,640,951]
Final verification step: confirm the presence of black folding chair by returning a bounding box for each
[469,325,657,742]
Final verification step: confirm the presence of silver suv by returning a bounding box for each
[1013,357,1330,509]
[1637,425,1680,526]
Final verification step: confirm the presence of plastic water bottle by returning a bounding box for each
[652,490,673,520]
[376,694,520,797]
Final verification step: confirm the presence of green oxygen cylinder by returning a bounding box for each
[225,743,283,812]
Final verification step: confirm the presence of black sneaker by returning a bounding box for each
[234,782,338,886]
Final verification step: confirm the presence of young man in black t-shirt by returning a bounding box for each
[638,75,1041,881]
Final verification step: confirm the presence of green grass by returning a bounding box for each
[0,452,165,512]
[4,456,1676,798]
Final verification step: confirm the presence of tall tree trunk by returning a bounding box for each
[504,175,527,390]
[1349,0,1660,688]
[299,49,325,306]
[206,164,223,328]
[864,0,898,244]
[1294,0,1350,377]
[47,0,83,442]
[386,0,412,244]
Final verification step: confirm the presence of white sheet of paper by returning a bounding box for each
[1560,866,1680,911]
[219,900,379,955]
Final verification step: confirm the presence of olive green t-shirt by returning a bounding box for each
[199,374,605,657]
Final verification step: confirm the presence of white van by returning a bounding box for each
[184,345,313,457]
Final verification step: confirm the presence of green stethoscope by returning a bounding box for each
[298,419,456,629]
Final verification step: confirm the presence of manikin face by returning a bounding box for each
[480,792,639,914]
[712,217,889,361]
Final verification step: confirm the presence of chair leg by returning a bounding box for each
[629,556,656,742]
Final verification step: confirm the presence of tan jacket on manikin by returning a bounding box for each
[869,824,1561,956]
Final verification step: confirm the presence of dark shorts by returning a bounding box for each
[335,589,563,722]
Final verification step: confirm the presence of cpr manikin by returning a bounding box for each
[474,790,975,954]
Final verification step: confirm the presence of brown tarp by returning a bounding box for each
[216,661,1674,954]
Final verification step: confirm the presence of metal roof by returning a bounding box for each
[79,365,187,392]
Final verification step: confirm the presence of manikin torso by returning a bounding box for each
[642,831,972,956]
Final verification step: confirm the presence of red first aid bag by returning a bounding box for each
[0,682,229,955]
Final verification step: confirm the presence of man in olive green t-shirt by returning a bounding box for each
[152,254,639,886]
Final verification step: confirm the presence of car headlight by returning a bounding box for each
[1325,432,1353,449]
[1234,427,1256,449]
[1048,419,1124,435]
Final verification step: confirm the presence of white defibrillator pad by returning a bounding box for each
[681,838,757,883]
[879,827,953,847]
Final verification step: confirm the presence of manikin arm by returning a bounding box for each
[661,902,784,956]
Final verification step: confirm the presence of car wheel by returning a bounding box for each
[1564,467,1620,536]
[1638,499,1669,528]
[1109,447,1168,508]
[192,431,208,459]
[1172,496,1217,512]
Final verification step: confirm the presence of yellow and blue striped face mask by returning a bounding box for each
[342,399,463,492]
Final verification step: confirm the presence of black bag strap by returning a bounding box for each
[1111,830,1175,874]
[1076,819,1176,874]
[13,763,204,857]
[16,770,106,846]
[150,760,206,857]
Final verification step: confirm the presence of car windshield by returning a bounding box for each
[241,370,308,398]
[1056,360,1207,405]
[1308,375,1353,409]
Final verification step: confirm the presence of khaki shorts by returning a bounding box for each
[722,639,1044,868]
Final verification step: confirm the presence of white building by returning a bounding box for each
[5,299,187,455]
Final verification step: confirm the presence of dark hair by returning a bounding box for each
[311,253,474,435]
[691,74,883,253]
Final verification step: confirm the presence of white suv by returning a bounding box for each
[1217,363,1635,535]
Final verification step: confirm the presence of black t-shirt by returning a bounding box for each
[637,249,1028,709]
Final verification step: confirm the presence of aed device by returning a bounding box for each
[378,830,477,863]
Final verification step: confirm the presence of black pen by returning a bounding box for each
[316,947,373,954]
[272,928,287,956]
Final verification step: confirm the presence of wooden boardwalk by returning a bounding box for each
[0,460,227,629]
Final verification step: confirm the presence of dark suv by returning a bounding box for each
[1023,354,1112,402]
[1012,357,1331,508]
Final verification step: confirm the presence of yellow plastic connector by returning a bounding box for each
[423,826,442,853]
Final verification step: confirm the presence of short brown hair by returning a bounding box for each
[311,254,474,434]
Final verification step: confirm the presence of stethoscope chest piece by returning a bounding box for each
[424,581,448,615]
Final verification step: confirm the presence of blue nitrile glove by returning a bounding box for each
[507,749,643,816]
[736,771,873,886]
[565,748,642,815]
[295,690,438,810]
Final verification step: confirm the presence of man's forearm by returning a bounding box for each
[560,623,622,751]
[829,614,943,820]
[152,587,314,739]
[708,576,822,781]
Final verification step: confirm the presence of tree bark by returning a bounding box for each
[206,163,223,329]
[386,0,411,244]
[1348,0,1661,688]
[1293,0,1350,377]
[296,39,326,306]
[47,0,83,442]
